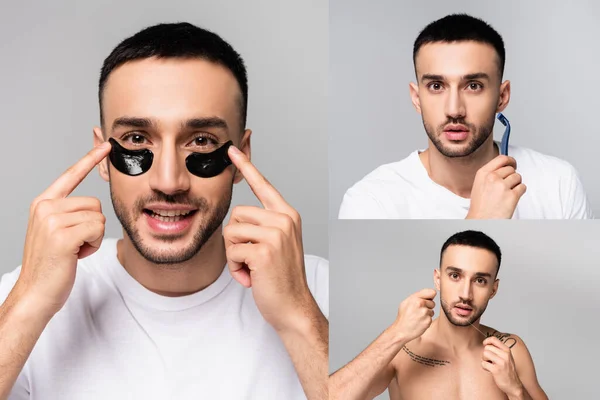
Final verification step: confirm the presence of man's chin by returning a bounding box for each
[448,318,477,327]
[131,235,203,265]
[140,235,193,248]
[145,231,190,244]
[435,142,478,158]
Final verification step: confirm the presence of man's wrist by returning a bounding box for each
[506,382,525,400]
[1,289,53,334]
[275,293,325,338]
[465,211,481,219]
[384,323,410,349]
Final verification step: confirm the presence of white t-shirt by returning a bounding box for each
[0,238,329,400]
[339,145,593,219]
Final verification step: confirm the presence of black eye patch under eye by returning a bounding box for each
[107,138,233,178]
[185,141,233,178]
[108,137,153,176]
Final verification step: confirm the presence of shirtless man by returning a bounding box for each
[330,230,547,400]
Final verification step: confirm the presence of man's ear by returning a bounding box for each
[489,279,500,299]
[409,82,422,114]
[233,129,252,184]
[496,80,511,112]
[93,127,110,182]
[434,268,441,291]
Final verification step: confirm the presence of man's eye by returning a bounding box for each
[194,137,211,146]
[190,135,219,150]
[468,82,483,91]
[122,133,148,145]
[429,83,443,91]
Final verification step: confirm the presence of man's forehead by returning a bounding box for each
[103,57,239,90]
[415,41,500,78]
[441,245,497,272]
[101,57,242,129]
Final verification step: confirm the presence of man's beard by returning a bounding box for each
[110,183,233,266]
[440,297,487,327]
[423,113,495,158]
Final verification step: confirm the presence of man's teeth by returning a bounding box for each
[149,210,193,222]
[151,210,192,217]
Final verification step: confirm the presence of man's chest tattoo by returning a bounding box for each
[402,346,451,367]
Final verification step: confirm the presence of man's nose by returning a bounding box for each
[148,143,191,195]
[458,281,473,302]
[444,87,466,120]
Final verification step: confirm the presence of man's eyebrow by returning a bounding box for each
[184,117,228,131]
[111,117,155,131]
[445,266,492,278]
[421,74,444,83]
[420,73,491,84]
[463,73,490,81]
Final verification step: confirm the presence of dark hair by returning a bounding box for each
[413,14,505,78]
[98,22,248,130]
[440,230,502,274]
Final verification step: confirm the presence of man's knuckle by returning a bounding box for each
[279,214,294,232]
[34,199,53,218]
[289,210,301,226]
[258,244,271,258]
[91,197,102,211]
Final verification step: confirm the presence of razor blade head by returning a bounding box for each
[497,112,509,126]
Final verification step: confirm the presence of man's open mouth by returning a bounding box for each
[143,208,198,222]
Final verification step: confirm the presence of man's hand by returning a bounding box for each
[224,145,327,400]
[467,155,526,219]
[223,146,313,333]
[391,288,436,342]
[0,142,112,399]
[330,289,436,400]
[482,336,527,399]
[13,142,111,318]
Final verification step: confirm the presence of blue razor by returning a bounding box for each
[497,112,511,156]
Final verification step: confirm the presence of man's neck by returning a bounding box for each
[419,135,499,198]
[430,315,485,354]
[116,228,227,297]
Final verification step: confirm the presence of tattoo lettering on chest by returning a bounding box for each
[486,330,517,349]
[402,346,451,367]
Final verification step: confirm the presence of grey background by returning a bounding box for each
[0,0,328,272]
[330,220,600,399]
[329,0,600,217]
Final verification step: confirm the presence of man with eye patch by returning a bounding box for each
[0,23,328,400]
[339,13,592,219]
[330,230,548,400]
